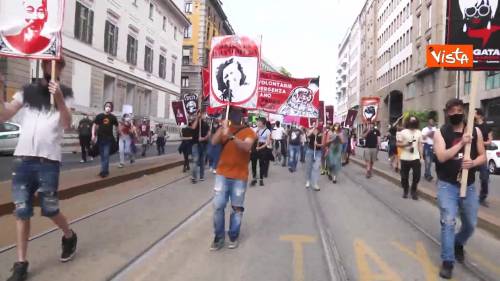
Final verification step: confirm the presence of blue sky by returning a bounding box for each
[223,0,366,105]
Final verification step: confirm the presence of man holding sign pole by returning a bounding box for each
[0,59,77,281]
[433,99,486,279]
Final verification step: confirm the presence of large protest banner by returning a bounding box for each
[209,35,261,110]
[257,71,320,118]
[325,105,334,124]
[0,0,65,59]
[446,0,500,70]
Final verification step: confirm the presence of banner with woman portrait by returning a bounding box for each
[209,35,261,109]
[257,71,320,118]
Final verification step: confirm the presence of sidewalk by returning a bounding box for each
[0,154,183,216]
[350,151,500,238]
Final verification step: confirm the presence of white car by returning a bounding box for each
[486,140,500,174]
[0,122,20,154]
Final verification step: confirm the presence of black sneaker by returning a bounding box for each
[60,231,77,262]
[250,179,257,187]
[411,193,419,200]
[439,261,454,279]
[7,262,28,281]
[210,237,224,251]
[455,243,465,263]
[402,193,409,199]
[191,178,197,184]
[259,179,264,186]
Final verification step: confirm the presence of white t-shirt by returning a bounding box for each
[13,89,73,162]
[257,128,271,143]
[397,129,422,161]
[421,126,437,146]
[272,127,286,140]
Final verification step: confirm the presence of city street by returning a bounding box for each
[0,144,179,182]
[0,162,498,281]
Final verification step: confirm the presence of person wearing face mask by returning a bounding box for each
[92,101,119,178]
[474,108,493,207]
[421,117,437,181]
[363,123,381,178]
[396,115,423,200]
[434,99,486,279]
[78,114,93,163]
[118,114,136,168]
[210,107,257,250]
[325,123,345,183]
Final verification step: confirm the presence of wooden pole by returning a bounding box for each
[460,71,480,198]
[50,60,56,107]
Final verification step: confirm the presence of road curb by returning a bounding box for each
[350,157,500,239]
[0,160,183,217]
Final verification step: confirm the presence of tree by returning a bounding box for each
[279,67,292,77]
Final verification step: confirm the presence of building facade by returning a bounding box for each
[335,33,350,121]
[180,0,234,101]
[1,0,190,124]
[336,0,500,136]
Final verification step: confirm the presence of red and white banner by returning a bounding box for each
[0,0,65,59]
[172,100,188,125]
[257,71,320,118]
[209,35,261,109]
[325,105,334,124]
[360,96,380,123]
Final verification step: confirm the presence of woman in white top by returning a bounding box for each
[396,116,423,200]
[251,117,272,186]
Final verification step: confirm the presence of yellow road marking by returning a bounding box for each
[392,241,449,281]
[354,239,402,281]
[280,235,316,281]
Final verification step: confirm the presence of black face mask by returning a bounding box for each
[448,114,464,125]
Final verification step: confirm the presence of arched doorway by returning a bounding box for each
[385,90,403,125]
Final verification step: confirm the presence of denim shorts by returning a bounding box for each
[11,158,61,220]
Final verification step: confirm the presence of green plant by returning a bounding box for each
[402,110,439,129]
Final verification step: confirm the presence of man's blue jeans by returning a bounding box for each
[423,144,434,178]
[305,148,321,186]
[478,164,490,201]
[288,145,300,171]
[437,180,478,262]
[213,175,247,240]
[192,143,207,180]
[99,140,112,174]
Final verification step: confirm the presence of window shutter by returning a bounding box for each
[88,10,94,44]
[113,26,119,56]
[74,3,81,39]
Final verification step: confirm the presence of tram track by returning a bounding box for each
[342,169,493,281]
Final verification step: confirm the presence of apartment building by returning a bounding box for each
[0,0,190,123]
[181,0,234,100]
[335,33,350,121]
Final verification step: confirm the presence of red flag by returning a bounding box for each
[325,106,334,124]
[360,97,381,123]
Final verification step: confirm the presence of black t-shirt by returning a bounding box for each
[475,122,491,143]
[94,113,118,141]
[436,124,479,186]
[288,128,303,146]
[192,121,210,144]
[365,129,381,148]
[78,118,92,137]
[308,132,322,150]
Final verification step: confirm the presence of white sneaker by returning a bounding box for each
[89,157,94,161]
[313,185,320,191]
[118,163,124,168]
[212,170,217,174]
[305,181,310,188]
[80,160,85,163]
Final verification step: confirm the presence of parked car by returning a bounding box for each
[379,139,389,152]
[0,122,20,154]
[486,141,500,174]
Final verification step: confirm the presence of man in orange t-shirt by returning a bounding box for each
[210,107,256,251]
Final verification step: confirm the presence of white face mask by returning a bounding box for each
[105,107,111,113]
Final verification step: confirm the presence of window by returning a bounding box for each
[159,55,167,79]
[185,2,193,13]
[74,2,94,44]
[181,76,189,88]
[182,47,192,64]
[171,60,176,83]
[132,0,137,6]
[486,71,500,90]
[0,123,19,132]
[104,21,118,56]
[163,16,167,31]
[144,46,154,73]
[174,26,178,40]
[149,3,154,20]
[126,35,138,65]
[428,4,432,29]
[464,71,471,95]
[184,26,192,38]
[417,15,421,36]
[407,81,416,98]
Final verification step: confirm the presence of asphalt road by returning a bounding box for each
[0,144,179,181]
[0,162,499,280]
